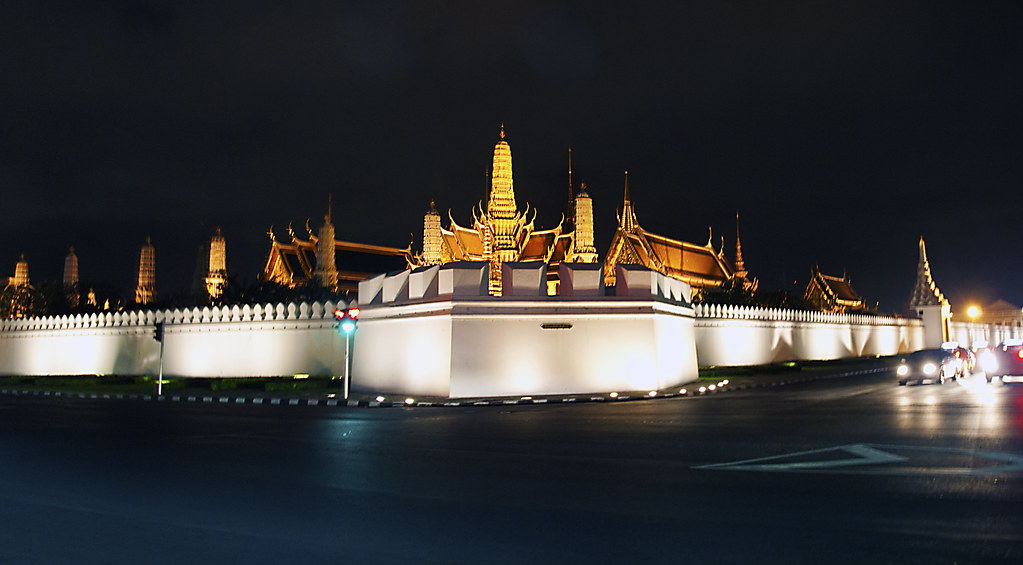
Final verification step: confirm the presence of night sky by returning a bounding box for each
[2,1,1021,313]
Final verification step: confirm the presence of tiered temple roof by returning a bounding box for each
[263,215,412,293]
[603,173,753,294]
[803,265,866,313]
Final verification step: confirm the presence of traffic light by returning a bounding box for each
[334,307,359,335]
[153,321,165,342]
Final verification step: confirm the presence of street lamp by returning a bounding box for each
[967,306,981,320]
[334,306,359,401]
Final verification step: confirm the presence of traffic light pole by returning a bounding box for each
[158,338,165,396]
[343,333,351,401]
[334,306,358,403]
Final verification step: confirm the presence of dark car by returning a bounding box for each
[897,348,959,386]
[983,339,1023,383]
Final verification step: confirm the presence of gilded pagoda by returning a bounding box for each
[603,173,756,299]
[415,125,598,295]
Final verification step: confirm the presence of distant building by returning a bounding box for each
[905,236,948,316]
[972,299,1023,329]
[194,228,227,301]
[412,125,598,295]
[135,237,156,305]
[1,254,39,318]
[9,254,29,287]
[63,246,79,308]
[312,206,338,290]
[262,202,412,293]
[903,236,951,345]
[603,173,755,298]
[573,183,598,263]
[803,265,868,313]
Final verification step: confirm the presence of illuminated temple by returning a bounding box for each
[803,265,869,313]
[603,173,756,299]
[414,125,598,295]
[262,200,413,293]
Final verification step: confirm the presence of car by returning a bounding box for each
[941,342,975,378]
[896,348,959,385]
[983,338,1023,383]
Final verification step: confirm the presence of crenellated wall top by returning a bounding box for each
[693,303,919,326]
[0,300,348,332]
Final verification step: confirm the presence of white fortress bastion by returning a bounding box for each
[353,262,699,398]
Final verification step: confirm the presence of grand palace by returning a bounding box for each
[258,125,762,300]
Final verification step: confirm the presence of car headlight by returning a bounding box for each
[923,363,936,375]
[897,365,909,376]
[980,352,998,372]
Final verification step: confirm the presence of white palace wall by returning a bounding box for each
[2,263,1017,396]
[0,302,349,378]
[692,304,925,366]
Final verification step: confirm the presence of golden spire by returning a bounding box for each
[620,171,636,232]
[734,211,746,276]
[566,146,575,229]
[568,146,573,186]
[487,124,517,222]
[326,193,333,224]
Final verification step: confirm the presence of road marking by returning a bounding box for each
[694,443,1023,476]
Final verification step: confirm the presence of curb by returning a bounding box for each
[0,367,889,409]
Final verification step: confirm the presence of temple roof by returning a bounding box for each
[816,272,861,303]
[804,265,865,312]
[439,222,564,264]
[603,173,738,289]
[632,229,732,284]
[263,229,412,290]
[986,299,1020,312]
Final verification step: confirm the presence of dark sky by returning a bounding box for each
[2,1,1021,313]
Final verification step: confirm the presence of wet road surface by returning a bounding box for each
[1,369,1020,564]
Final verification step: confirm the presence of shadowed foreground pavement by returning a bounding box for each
[1,367,1020,564]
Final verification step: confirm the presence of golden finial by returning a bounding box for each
[500,122,505,140]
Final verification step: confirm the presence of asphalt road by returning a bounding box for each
[1,368,1020,564]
